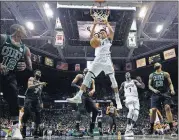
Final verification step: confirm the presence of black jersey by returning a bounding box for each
[151,71,168,93]
[25,78,42,100]
[0,35,26,73]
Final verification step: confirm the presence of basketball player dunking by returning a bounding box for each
[71,68,99,137]
[21,70,47,138]
[119,72,145,137]
[0,24,32,139]
[67,18,122,110]
[148,62,176,136]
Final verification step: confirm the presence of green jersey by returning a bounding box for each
[0,35,26,72]
[151,71,168,93]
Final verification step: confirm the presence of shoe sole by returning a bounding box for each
[12,137,23,139]
[124,133,134,137]
[66,99,82,104]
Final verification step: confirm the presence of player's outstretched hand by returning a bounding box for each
[41,82,47,87]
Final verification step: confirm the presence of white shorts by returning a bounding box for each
[125,96,140,110]
[89,54,114,77]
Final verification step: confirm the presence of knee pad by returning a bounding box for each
[109,73,118,88]
[133,109,139,122]
[82,71,95,88]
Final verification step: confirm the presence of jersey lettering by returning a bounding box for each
[1,45,23,70]
[124,80,138,97]
[152,74,165,88]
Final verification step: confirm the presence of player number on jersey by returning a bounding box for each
[155,81,163,87]
[34,88,39,94]
[2,56,17,70]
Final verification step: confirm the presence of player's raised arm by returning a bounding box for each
[90,18,98,38]
[104,19,114,40]
[71,74,82,89]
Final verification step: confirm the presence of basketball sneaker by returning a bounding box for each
[11,123,23,139]
[73,130,83,137]
[124,130,134,137]
[171,129,177,137]
[67,95,82,104]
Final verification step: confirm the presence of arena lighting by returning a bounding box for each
[44,3,53,18]
[44,3,50,9]
[57,3,136,10]
[25,21,34,30]
[139,6,147,18]
[45,8,53,18]
[156,24,163,33]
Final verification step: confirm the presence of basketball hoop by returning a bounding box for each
[90,0,110,22]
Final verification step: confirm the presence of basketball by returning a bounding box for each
[90,37,100,48]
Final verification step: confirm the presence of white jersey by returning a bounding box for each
[124,80,138,97]
[95,38,112,56]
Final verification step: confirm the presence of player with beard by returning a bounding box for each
[148,62,176,136]
[67,19,122,110]
[71,68,99,137]
[21,70,47,138]
[119,72,145,136]
[0,24,32,139]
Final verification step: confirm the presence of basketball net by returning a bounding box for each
[90,1,110,23]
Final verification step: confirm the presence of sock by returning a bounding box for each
[90,122,95,133]
[77,90,83,98]
[150,123,154,130]
[131,120,136,128]
[169,122,173,130]
[76,122,80,131]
